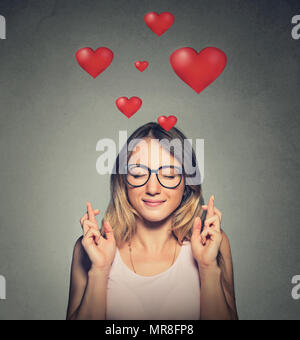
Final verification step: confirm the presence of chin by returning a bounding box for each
[143,216,167,222]
[139,210,172,223]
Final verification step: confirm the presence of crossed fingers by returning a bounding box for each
[80,202,100,236]
[200,195,222,244]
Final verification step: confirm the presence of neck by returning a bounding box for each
[131,215,176,254]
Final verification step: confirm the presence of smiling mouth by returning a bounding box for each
[142,199,166,207]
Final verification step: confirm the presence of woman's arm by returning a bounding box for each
[219,231,238,319]
[67,202,116,320]
[198,231,238,320]
[66,237,109,320]
[66,202,116,320]
[191,196,238,320]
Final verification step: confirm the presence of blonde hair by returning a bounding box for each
[101,122,205,248]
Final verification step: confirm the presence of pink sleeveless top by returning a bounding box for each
[106,240,201,320]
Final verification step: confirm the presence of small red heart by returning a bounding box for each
[75,47,114,78]
[144,12,174,36]
[170,47,227,93]
[116,97,142,118]
[134,61,149,72]
[157,115,177,131]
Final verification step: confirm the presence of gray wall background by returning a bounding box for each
[0,0,299,320]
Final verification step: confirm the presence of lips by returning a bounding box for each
[142,199,166,207]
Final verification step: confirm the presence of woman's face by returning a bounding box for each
[126,138,185,222]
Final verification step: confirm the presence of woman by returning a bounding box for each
[66,122,238,320]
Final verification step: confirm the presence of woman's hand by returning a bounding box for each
[191,195,223,271]
[80,201,116,273]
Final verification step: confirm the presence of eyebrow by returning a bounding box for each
[129,163,182,168]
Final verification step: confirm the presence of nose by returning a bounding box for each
[145,173,161,196]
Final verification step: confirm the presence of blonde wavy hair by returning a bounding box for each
[101,122,206,248]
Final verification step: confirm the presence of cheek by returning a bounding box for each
[166,186,184,205]
[127,186,143,205]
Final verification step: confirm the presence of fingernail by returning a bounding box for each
[212,195,215,201]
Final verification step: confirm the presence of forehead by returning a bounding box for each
[128,138,181,168]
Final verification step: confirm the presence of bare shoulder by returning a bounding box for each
[219,230,238,319]
[71,236,84,260]
[72,236,91,272]
[73,236,83,253]
[66,237,90,320]
[220,230,232,259]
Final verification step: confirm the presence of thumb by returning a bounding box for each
[103,221,115,242]
[192,216,202,239]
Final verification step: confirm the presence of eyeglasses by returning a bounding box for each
[125,163,183,189]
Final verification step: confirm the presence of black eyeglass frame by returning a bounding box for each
[124,163,184,189]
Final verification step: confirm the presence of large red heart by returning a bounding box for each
[116,97,142,118]
[75,47,114,78]
[135,61,149,72]
[144,12,174,36]
[170,47,227,93]
[157,115,177,132]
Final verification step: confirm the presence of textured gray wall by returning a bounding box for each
[0,0,300,320]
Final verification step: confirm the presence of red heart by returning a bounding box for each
[75,47,114,78]
[170,47,227,93]
[116,97,142,118]
[135,61,149,72]
[144,12,174,36]
[157,115,177,132]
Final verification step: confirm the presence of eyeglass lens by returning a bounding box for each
[126,164,182,188]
